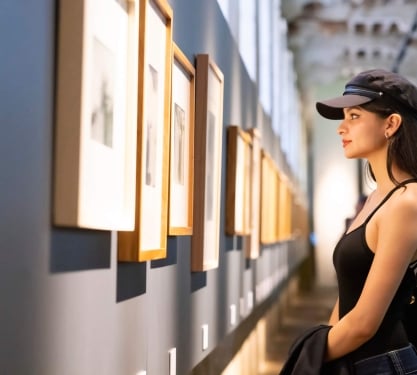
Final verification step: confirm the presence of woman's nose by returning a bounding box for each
[337,121,346,135]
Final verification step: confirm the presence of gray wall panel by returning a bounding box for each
[0,0,306,374]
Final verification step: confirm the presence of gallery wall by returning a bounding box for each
[0,0,308,374]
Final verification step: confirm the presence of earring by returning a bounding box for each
[385,132,390,139]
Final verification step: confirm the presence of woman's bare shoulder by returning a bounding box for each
[382,184,417,230]
[394,183,417,210]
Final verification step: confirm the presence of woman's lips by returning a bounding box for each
[342,140,351,148]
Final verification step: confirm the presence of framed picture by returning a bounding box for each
[278,175,292,240]
[168,43,195,236]
[225,125,252,236]
[293,198,308,240]
[191,54,224,272]
[244,128,261,259]
[53,0,139,230]
[260,151,278,244]
[275,170,282,241]
[118,0,173,262]
[271,164,280,243]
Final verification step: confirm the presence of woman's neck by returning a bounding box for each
[368,159,413,193]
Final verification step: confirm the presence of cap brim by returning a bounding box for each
[316,95,374,120]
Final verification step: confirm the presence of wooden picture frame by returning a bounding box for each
[293,198,308,240]
[260,151,278,244]
[191,54,224,272]
[168,43,195,235]
[54,0,139,230]
[275,170,282,242]
[118,0,173,262]
[271,165,280,243]
[278,175,292,241]
[225,125,252,236]
[244,128,261,258]
[260,150,269,244]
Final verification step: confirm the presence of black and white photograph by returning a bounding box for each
[90,37,114,148]
[145,63,159,187]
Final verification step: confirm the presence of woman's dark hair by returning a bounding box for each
[360,98,417,185]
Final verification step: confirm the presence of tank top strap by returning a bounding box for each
[363,178,417,224]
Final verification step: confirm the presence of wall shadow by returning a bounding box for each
[116,261,147,302]
[190,271,207,292]
[50,228,111,272]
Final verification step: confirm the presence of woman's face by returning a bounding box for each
[337,106,387,159]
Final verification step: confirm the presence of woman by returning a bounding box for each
[316,69,417,374]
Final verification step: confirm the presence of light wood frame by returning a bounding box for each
[168,43,195,235]
[278,175,293,241]
[226,125,252,236]
[275,170,282,241]
[118,0,173,262]
[244,128,262,258]
[54,0,139,230]
[260,151,279,244]
[191,54,224,272]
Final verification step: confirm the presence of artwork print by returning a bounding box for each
[145,63,159,187]
[90,37,115,147]
[173,103,186,185]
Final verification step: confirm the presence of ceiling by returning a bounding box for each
[281,0,417,93]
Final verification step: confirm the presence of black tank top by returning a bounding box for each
[333,179,417,362]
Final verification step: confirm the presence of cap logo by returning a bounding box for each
[343,85,383,99]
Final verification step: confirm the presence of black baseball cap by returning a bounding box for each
[316,69,417,120]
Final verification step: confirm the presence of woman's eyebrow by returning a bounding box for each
[344,106,362,114]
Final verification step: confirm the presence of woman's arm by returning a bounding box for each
[325,191,417,361]
[328,297,339,326]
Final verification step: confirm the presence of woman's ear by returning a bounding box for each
[385,113,402,137]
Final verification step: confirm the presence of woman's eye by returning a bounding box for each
[350,113,359,120]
